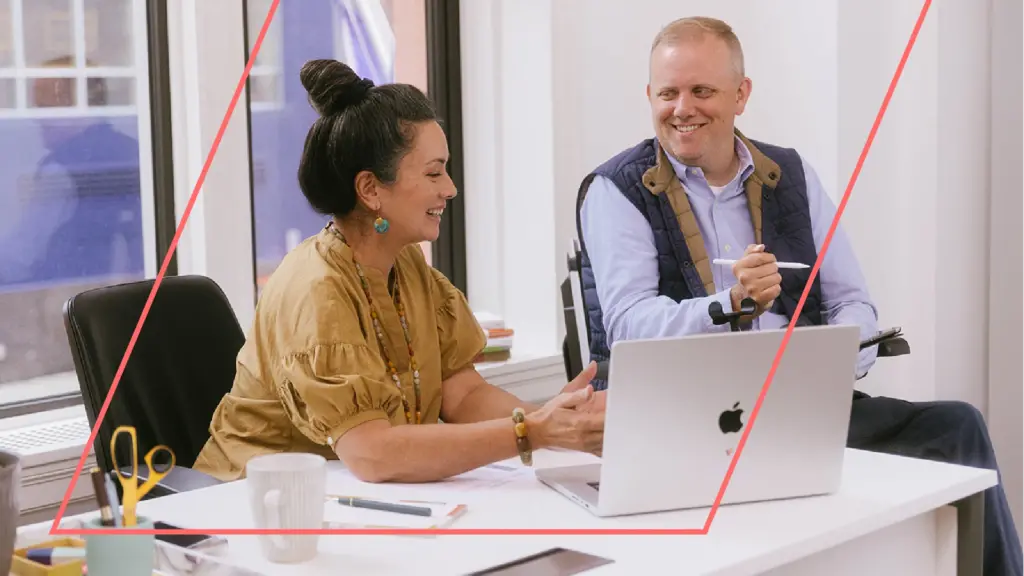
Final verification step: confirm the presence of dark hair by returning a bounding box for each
[297,59,438,217]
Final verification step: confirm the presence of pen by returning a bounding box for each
[89,468,116,527]
[712,258,810,270]
[337,496,433,517]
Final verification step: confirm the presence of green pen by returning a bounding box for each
[336,496,433,517]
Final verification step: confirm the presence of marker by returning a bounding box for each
[713,258,810,270]
[337,497,433,517]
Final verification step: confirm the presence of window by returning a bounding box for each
[0,0,158,414]
[244,0,444,294]
[0,0,468,417]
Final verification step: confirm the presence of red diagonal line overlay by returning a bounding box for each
[51,0,930,538]
[49,0,280,536]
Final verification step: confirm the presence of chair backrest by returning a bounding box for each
[560,239,593,380]
[62,275,245,473]
[560,276,583,380]
[568,239,591,362]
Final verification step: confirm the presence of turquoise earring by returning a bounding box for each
[373,215,389,234]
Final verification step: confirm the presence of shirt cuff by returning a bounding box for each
[325,409,390,448]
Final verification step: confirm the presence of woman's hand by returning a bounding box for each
[526,387,605,456]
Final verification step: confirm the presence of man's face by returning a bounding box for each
[647,35,751,168]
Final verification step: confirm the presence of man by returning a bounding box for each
[577,16,1021,576]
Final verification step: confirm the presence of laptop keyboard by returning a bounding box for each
[587,482,600,491]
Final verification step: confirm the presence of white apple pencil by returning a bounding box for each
[713,258,810,270]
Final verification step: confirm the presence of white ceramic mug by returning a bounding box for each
[245,453,326,563]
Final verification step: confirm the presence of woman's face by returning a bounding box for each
[376,121,456,245]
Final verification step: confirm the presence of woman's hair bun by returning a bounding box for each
[299,59,374,117]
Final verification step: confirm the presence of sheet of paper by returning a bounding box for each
[326,460,536,507]
[444,462,533,491]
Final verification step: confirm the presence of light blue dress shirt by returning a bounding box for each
[579,136,880,378]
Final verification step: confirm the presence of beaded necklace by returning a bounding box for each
[329,223,421,424]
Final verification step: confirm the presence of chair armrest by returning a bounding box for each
[115,465,224,499]
[876,337,910,357]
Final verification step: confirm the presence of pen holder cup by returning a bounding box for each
[83,516,155,576]
[10,538,86,576]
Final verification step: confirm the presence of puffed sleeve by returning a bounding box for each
[430,268,487,381]
[274,342,404,446]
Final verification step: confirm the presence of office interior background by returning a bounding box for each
[0,0,1020,537]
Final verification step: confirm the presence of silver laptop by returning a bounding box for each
[536,324,861,517]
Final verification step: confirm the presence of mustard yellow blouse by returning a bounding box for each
[192,225,487,482]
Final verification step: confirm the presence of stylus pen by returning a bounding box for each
[713,258,810,270]
[337,497,433,517]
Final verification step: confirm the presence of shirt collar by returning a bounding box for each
[661,134,756,197]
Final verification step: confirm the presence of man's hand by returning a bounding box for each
[560,362,607,415]
[730,244,782,319]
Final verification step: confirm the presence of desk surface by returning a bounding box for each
[19,448,995,576]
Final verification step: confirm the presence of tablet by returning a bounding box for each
[468,547,614,576]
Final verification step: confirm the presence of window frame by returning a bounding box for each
[425,0,467,295]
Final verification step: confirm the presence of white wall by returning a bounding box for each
[461,0,1020,534]
[167,0,257,332]
[835,0,995,408]
[461,0,561,355]
[987,0,1023,538]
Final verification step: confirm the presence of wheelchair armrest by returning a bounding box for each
[876,337,910,357]
[115,465,224,499]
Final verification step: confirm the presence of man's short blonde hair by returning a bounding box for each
[650,16,745,78]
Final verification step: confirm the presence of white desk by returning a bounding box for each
[17,448,994,576]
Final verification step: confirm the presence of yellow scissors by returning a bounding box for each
[110,425,176,526]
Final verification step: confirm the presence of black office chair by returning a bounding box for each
[63,275,244,497]
[560,239,910,382]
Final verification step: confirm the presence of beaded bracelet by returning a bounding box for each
[512,407,533,466]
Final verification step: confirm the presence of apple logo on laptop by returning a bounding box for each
[719,402,744,434]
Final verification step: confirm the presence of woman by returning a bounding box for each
[193,59,605,484]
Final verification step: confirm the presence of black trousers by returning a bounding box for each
[848,392,1023,576]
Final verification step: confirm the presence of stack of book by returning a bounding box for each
[473,312,514,363]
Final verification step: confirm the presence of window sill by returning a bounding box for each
[475,349,567,405]
[0,371,80,414]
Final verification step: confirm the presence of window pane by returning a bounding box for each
[27,76,77,107]
[248,73,278,105]
[246,0,280,70]
[84,0,135,67]
[87,76,134,106]
[0,0,150,408]
[22,0,74,68]
[0,0,12,68]
[245,0,430,293]
[0,79,14,108]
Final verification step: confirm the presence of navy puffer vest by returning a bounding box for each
[575,137,824,391]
